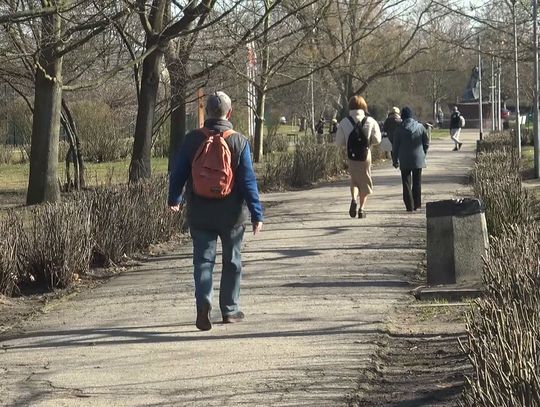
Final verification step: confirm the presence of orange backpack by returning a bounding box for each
[191,128,236,199]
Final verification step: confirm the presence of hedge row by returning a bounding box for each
[0,177,183,296]
[471,134,535,237]
[461,133,540,406]
[259,137,386,191]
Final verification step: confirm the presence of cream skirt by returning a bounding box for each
[348,155,373,195]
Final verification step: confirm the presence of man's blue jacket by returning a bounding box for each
[168,118,263,230]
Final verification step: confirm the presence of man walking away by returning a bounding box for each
[392,107,429,212]
[449,106,464,151]
[168,91,264,331]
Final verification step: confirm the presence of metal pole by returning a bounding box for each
[478,36,483,140]
[310,71,315,132]
[498,59,502,131]
[533,0,540,178]
[491,57,495,131]
[512,0,522,157]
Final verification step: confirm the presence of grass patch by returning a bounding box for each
[0,158,169,194]
[430,128,449,140]
[520,146,540,203]
[521,146,534,178]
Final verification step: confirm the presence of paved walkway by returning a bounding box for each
[0,132,476,407]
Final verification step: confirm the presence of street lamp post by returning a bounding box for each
[511,0,522,157]
[498,59,502,131]
[478,36,483,140]
[533,0,540,178]
[491,57,496,131]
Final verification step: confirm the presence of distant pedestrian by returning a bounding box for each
[392,107,429,212]
[330,118,338,142]
[315,117,325,143]
[168,91,264,331]
[449,106,464,151]
[335,95,381,218]
[436,108,444,128]
[382,107,402,159]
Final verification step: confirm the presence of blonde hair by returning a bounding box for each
[348,95,368,111]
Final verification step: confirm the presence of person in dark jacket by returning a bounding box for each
[449,106,464,151]
[168,91,264,331]
[383,107,402,160]
[392,107,429,212]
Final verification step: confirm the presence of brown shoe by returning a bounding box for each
[222,311,245,324]
[196,303,212,331]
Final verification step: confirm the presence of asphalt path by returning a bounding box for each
[0,131,477,407]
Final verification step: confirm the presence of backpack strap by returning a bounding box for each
[221,129,235,139]
[198,127,235,138]
[360,116,368,127]
[347,116,368,129]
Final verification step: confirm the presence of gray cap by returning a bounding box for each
[206,91,232,119]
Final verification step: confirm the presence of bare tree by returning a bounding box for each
[313,0,438,117]
[1,0,129,204]
[128,0,215,182]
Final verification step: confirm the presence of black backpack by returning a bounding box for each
[346,116,369,161]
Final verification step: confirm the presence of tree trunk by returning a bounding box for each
[253,4,271,163]
[61,99,85,189]
[253,83,267,163]
[339,73,354,119]
[26,11,63,205]
[129,38,163,182]
[167,52,188,170]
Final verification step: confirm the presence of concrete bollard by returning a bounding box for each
[426,198,489,285]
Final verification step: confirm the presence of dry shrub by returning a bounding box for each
[461,132,540,406]
[71,101,131,162]
[259,139,346,191]
[264,132,290,154]
[290,139,346,187]
[472,150,534,237]
[0,178,183,295]
[476,131,513,155]
[0,213,25,296]
[0,144,12,164]
[21,203,92,290]
[370,144,386,162]
[88,177,183,266]
[460,223,540,407]
[259,152,294,191]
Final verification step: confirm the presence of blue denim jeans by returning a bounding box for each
[190,225,245,316]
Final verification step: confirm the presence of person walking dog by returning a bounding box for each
[168,91,264,331]
[335,95,381,218]
[392,107,429,212]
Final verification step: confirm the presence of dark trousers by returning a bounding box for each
[400,169,422,211]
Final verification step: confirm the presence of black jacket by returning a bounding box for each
[383,113,402,143]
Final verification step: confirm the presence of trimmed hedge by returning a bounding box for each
[260,138,347,191]
[0,177,184,296]
[461,132,540,406]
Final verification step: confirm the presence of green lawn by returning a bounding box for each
[430,128,449,140]
[0,157,170,193]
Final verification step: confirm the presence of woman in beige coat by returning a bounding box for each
[335,96,381,218]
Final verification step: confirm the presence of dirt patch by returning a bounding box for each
[348,301,471,407]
